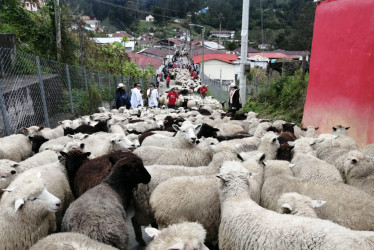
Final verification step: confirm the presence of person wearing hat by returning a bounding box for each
[200,84,208,99]
[147,83,159,108]
[115,83,131,109]
[228,83,242,113]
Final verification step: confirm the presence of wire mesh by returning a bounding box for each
[0,47,154,137]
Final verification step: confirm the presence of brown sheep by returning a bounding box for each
[60,149,137,198]
[278,131,297,145]
[277,143,294,161]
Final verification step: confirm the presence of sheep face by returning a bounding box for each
[107,157,151,186]
[332,125,350,136]
[196,123,219,139]
[58,120,72,129]
[172,122,202,144]
[29,135,49,153]
[342,150,373,179]
[60,149,91,176]
[110,135,135,151]
[0,161,18,190]
[3,173,61,215]
[63,141,85,153]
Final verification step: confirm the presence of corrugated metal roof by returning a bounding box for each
[127,52,163,69]
[249,52,291,59]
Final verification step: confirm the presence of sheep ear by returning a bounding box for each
[332,127,337,131]
[281,203,293,214]
[315,127,319,130]
[272,138,277,143]
[216,174,227,182]
[84,152,91,158]
[287,141,295,147]
[84,134,89,139]
[312,200,326,208]
[167,242,185,250]
[145,227,160,238]
[12,163,20,168]
[259,153,266,162]
[301,128,307,131]
[38,126,45,131]
[289,164,295,168]
[309,140,316,146]
[14,198,24,212]
[2,188,13,192]
[237,153,244,162]
[58,121,62,125]
[195,124,202,130]
[172,124,180,131]
[22,127,27,131]
[345,127,350,130]
[59,151,67,157]
[67,134,73,138]
[109,157,119,165]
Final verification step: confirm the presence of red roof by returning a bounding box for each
[193,54,238,65]
[249,52,291,59]
[127,53,163,69]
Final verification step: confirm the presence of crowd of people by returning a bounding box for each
[115,49,242,112]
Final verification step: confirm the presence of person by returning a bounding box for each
[167,87,179,110]
[115,83,131,109]
[166,74,171,88]
[200,84,208,99]
[147,83,159,108]
[130,83,144,109]
[228,83,242,113]
[156,75,161,88]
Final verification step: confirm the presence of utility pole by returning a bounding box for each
[189,24,205,84]
[54,0,61,61]
[217,13,224,46]
[78,18,84,67]
[239,0,250,104]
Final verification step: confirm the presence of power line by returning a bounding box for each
[92,0,183,19]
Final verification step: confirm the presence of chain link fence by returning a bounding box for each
[0,47,153,137]
[203,74,231,104]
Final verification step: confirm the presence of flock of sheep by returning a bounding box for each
[1,69,374,250]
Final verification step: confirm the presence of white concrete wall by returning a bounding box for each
[200,60,236,81]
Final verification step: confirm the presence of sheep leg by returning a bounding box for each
[131,216,146,246]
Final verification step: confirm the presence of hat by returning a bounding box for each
[229,83,236,88]
[117,83,124,88]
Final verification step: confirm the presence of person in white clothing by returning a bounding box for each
[131,83,144,109]
[147,83,159,108]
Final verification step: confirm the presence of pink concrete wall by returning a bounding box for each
[302,0,374,148]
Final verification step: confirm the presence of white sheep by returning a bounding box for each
[39,133,89,153]
[134,137,219,167]
[303,125,319,138]
[145,222,209,250]
[362,143,374,157]
[260,159,374,231]
[0,134,33,162]
[0,172,61,249]
[30,232,117,250]
[276,192,326,218]
[24,125,64,139]
[217,164,374,250]
[141,121,201,149]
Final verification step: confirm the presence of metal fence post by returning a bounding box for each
[36,56,50,128]
[65,64,74,114]
[82,68,88,90]
[0,84,12,135]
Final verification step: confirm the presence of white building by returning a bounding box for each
[22,0,45,12]
[193,54,238,84]
[92,37,135,52]
[146,15,155,22]
[209,30,235,39]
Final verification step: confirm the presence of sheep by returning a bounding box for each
[302,125,319,138]
[277,131,296,145]
[0,172,61,250]
[149,160,264,244]
[276,143,293,161]
[134,137,219,167]
[196,123,250,141]
[276,192,326,218]
[272,119,286,131]
[363,143,374,157]
[23,125,64,139]
[260,160,374,231]
[217,164,374,250]
[332,125,350,135]
[39,133,89,153]
[316,134,359,156]
[145,222,209,250]
[62,156,151,249]
[29,135,49,153]
[291,153,344,184]
[0,160,18,197]
[125,118,163,134]
[141,121,202,149]
[0,134,33,162]
[291,137,317,157]
[61,150,139,198]
[30,232,118,250]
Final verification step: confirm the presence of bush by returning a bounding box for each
[242,71,308,124]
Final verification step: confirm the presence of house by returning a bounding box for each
[21,0,45,12]
[146,15,155,22]
[92,37,135,52]
[241,52,291,69]
[127,52,163,71]
[111,31,134,40]
[138,47,175,60]
[191,40,225,50]
[192,54,238,84]
[270,49,310,61]
[209,30,235,39]
[234,47,259,55]
[258,43,273,50]
[190,47,228,57]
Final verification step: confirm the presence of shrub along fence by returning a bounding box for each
[0,47,152,136]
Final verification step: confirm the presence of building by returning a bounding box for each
[127,52,163,70]
[111,32,134,40]
[138,47,175,60]
[21,0,45,12]
[209,30,235,39]
[146,15,155,22]
[92,37,135,52]
[193,54,238,84]
[153,39,183,48]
